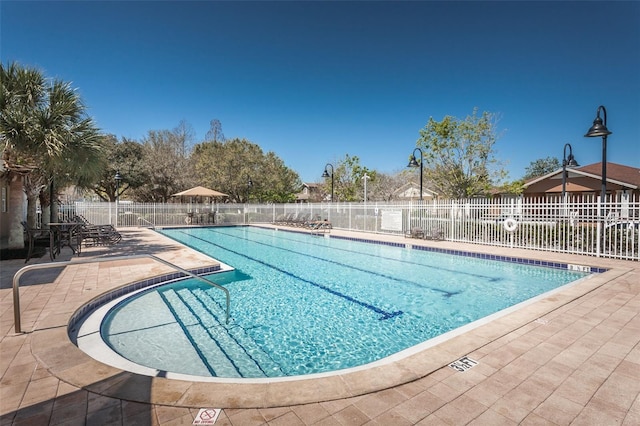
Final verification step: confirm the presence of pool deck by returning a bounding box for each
[1,226,638,425]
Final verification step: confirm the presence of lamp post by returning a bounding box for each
[407,148,423,201]
[362,173,370,202]
[584,105,612,211]
[246,176,253,201]
[362,173,370,231]
[114,170,122,227]
[561,143,579,199]
[322,163,334,202]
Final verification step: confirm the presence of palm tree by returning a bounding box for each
[1,62,104,249]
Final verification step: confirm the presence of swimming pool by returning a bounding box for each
[85,226,592,379]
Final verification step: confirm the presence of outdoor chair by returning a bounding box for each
[405,227,425,239]
[424,228,445,240]
[405,227,444,241]
[72,216,122,247]
[21,221,49,263]
[305,219,332,235]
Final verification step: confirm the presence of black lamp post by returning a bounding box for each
[114,170,122,227]
[407,148,423,201]
[584,105,612,209]
[247,175,253,201]
[322,163,334,202]
[561,143,579,199]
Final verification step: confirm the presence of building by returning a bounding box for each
[295,183,325,203]
[523,162,640,198]
[393,182,438,201]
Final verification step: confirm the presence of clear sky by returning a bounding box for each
[2,1,639,184]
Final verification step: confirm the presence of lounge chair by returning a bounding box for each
[306,219,332,235]
[72,216,122,247]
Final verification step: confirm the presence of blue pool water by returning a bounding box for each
[101,226,590,378]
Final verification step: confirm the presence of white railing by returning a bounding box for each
[57,193,639,261]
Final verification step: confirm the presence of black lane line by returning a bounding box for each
[244,227,502,282]
[190,287,284,377]
[174,230,403,320]
[194,227,461,297]
[157,289,219,376]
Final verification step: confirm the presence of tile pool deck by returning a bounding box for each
[0,226,638,425]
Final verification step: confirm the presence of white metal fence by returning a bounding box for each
[59,194,639,261]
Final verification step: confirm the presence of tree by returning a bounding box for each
[1,62,102,247]
[205,119,225,143]
[192,138,301,203]
[416,108,506,198]
[91,135,147,201]
[368,170,410,201]
[173,119,195,157]
[523,157,560,180]
[131,128,194,202]
[325,154,376,202]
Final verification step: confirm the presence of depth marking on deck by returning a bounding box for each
[449,356,478,372]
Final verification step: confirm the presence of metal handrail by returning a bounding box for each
[13,254,230,333]
[137,216,156,229]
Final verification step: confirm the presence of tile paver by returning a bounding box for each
[1,226,638,425]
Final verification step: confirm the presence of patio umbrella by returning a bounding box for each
[172,186,228,198]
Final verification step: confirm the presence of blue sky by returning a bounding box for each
[2,1,639,183]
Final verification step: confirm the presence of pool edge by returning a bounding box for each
[29,235,633,408]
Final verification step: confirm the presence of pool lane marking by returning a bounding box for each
[175,231,403,320]
[244,227,502,283]
[190,287,286,376]
[194,227,460,297]
[157,289,220,377]
[173,287,274,378]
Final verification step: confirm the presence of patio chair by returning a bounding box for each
[21,221,49,263]
[405,227,425,239]
[424,228,444,241]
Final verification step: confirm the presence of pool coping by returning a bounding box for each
[29,227,634,408]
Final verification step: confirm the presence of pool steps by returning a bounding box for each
[159,286,283,378]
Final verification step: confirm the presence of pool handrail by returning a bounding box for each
[13,254,230,333]
[137,216,156,229]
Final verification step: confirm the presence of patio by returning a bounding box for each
[1,227,638,425]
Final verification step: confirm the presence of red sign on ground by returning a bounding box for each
[193,408,221,425]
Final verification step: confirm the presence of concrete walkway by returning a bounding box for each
[1,227,638,425]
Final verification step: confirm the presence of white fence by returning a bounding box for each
[60,194,639,261]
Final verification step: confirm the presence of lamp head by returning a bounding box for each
[585,108,611,138]
[407,155,420,168]
[322,170,331,178]
[567,155,579,168]
[114,170,122,181]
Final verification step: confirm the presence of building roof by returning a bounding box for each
[394,182,438,198]
[524,162,640,190]
[577,163,640,187]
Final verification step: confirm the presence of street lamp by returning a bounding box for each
[247,175,253,201]
[407,148,423,201]
[322,163,334,202]
[114,170,122,227]
[362,173,370,202]
[561,143,579,199]
[584,105,612,207]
